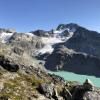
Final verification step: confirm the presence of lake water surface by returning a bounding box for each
[50,71,100,87]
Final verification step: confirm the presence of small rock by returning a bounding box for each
[38,83,54,99]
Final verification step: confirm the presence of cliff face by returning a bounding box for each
[64,26,100,58]
[55,23,100,58]
[45,46,100,77]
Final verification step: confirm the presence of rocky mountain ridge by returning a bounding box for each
[0,23,100,99]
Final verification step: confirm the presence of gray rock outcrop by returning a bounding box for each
[0,55,19,72]
[39,83,55,98]
[8,33,44,56]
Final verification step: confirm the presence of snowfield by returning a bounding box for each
[0,28,75,55]
[36,28,75,54]
[0,32,14,43]
[0,32,34,43]
[36,27,75,54]
[37,37,66,54]
[41,37,64,44]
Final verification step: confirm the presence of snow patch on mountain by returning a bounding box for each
[0,25,76,54]
[37,44,54,54]
[53,28,74,40]
[36,27,76,55]
[36,37,64,54]
[54,27,75,37]
[41,37,64,44]
[0,32,34,43]
[0,32,14,43]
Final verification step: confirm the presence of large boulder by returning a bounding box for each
[83,79,94,91]
[72,79,100,100]
[60,79,97,100]
[0,55,19,72]
[38,83,59,99]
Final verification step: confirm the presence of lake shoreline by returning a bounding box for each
[49,71,100,88]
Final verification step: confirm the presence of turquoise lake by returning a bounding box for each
[50,71,100,87]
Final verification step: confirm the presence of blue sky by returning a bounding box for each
[0,0,100,32]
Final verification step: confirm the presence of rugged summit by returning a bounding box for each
[64,25,100,58]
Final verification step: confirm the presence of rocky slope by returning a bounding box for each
[8,32,44,56]
[0,52,100,100]
[64,25,100,58]
[45,46,100,77]
[0,25,100,99]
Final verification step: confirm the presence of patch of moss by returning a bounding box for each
[1,72,48,99]
[4,81,18,90]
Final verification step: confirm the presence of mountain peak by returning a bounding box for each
[56,23,79,31]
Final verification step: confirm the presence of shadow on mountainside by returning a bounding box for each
[45,47,100,78]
